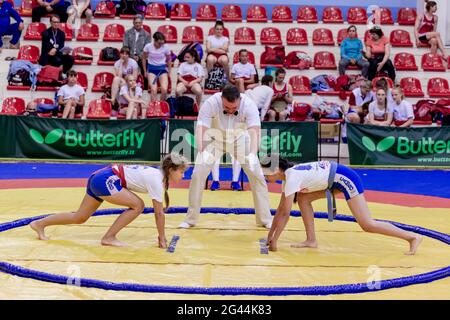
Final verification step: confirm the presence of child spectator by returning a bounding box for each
[57,70,85,119]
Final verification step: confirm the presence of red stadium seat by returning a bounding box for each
[196,4,217,21]
[313,51,337,69]
[59,23,73,40]
[285,51,310,69]
[286,28,308,45]
[157,25,178,43]
[24,22,46,40]
[76,72,88,90]
[290,102,312,121]
[34,98,54,105]
[312,28,335,46]
[145,3,167,19]
[260,52,283,68]
[272,5,293,23]
[143,25,151,35]
[103,24,125,42]
[427,78,450,98]
[289,76,312,95]
[146,101,170,119]
[76,23,99,41]
[380,7,394,24]
[1,97,25,115]
[86,99,112,119]
[94,1,116,18]
[394,53,418,71]
[400,77,424,97]
[208,27,230,38]
[73,47,94,65]
[246,5,268,23]
[19,0,37,17]
[390,29,413,47]
[182,26,204,43]
[337,28,359,45]
[233,51,255,65]
[421,53,446,71]
[98,47,120,65]
[234,27,256,45]
[170,3,192,21]
[347,7,368,24]
[221,5,242,22]
[372,77,394,89]
[17,45,39,63]
[92,72,115,92]
[398,7,417,25]
[296,6,318,23]
[322,7,344,23]
[260,27,282,45]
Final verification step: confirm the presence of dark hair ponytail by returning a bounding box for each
[161,153,188,212]
[425,0,437,12]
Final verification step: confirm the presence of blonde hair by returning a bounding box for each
[160,153,189,212]
[392,86,404,100]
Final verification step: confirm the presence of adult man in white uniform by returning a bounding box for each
[179,85,273,229]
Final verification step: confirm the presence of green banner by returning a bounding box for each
[347,123,450,166]
[0,115,161,161]
[167,119,318,162]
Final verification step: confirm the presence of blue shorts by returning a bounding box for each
[331,165,364,200]
[86,167,123,202]
[147,64,168,77]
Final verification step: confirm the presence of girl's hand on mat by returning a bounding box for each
[268,240,277,252]
[158,236,167,249]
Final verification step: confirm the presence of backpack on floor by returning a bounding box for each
[205,66,226,91]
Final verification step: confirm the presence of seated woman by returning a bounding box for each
[345,80,374,124]
[67,0,93,37]
[365,88,393,126]
[143,31,172,102]
[229,49,257,93]
[267,68,293,121]
[392,87,414,127]
[339,25,369,78]
[57,70,85,119]
[118,75,147,119]
[110,46,140,107]
[176,49,205,107]
[365,26,396,81]
[206,21,230,76]
[415,0,448,60]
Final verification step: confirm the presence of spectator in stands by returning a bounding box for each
[268,68,293,121]
[67,0,93,37]
[338,25,369,78]
[57,70,85,119]
[229,49,258,93]
[39,14,75,78]
[23,102,39,116]
[118,74,147,119]
[244,75,274,121]
[0,0,24,52]
[365,88,393,126]
[123,15,151,76]
[176,49,204,107]
[392,87,414,127]
[206,21,230,76]
[110,46,140,107]
[345,80,374,124]
[415,0,448,60]
[365,26,396,81]
[375,77,394,105]
[143,31,172,102]
[32,0,70,23]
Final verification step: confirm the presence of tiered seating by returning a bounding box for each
[246,5,268,23]
[313,51,336,69]
[322,7,344,24]
[372,76,394,88]
[98,47,120,66]
[103,24,125,42]
[19,0,37,17]
[221,5,243,22]
[92,72,114,92]
[73,47,94,65]
[272,6,293,23]
[17,45,40,63]
[182,26,204,43]
[234,27,256,45]
[260,27,282,45]
[146,101,170,119]
[390,29,413,47]
[422,54,446,71]
[312,28,334,46]
[286,28,308,46]
[397,8,417,25]
[24,22,46,40]
[208,27,230,38]
[77,23,99,41]
[297,6,318,23]
[380,7,395,24]
[77,72,88,90]
[285,51,310,69]
[196,4,217,21]
[94,1,116,18]
[86,99,112,119]
[59,23,73,41]
[1,97,25,115]
[347,7,368,24]
[289,76,312,95]
[145,3,167,20]
[394,53,418,71]
[157,25,178,43]
[400,77,424,97]
[170,3,192,21]
[427,78,450,98]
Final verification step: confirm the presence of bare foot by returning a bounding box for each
[291,240,318,249]
[30,220,49,240]
[101,236,129,247]
[405,235,423,255]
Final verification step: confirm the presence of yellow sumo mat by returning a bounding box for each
[0,188,449,300]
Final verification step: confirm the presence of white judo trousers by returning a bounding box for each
[184,133,273,227]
